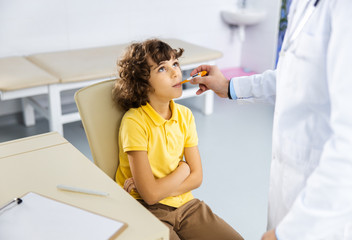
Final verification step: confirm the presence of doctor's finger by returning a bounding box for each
[195,84,209,95]
[190,65,212,76]
[190,75,210,85]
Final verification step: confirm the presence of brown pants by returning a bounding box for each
[139,199,244,240]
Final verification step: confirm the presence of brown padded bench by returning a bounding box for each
[0,39,222,136]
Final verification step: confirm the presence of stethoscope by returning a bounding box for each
[283,0,321,51]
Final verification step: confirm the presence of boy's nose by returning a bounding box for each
[170,68,178,77]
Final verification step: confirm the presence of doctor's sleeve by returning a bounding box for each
[232,69,277,104]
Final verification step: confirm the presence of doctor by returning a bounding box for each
[190,0,352,239]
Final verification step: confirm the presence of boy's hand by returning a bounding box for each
[124,177,137,193]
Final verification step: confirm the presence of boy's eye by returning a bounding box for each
[173,62,180,68]
[158,67,165,72]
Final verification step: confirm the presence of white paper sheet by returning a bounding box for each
[0,192,126,240]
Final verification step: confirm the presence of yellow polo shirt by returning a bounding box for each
[115,100,198,208]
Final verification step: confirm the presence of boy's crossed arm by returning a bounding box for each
[125,146,203,205]
[169,146,203,196]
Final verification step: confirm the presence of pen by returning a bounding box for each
[0,198,22,212]
[57,184,109,197]
[180,71,207,85]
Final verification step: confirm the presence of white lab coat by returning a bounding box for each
[233,0,352,239]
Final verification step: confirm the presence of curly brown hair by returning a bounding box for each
[112,39,184,111]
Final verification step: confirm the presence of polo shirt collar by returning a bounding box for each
[142,100,178,126]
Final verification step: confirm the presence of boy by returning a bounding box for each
[113,39,243,240]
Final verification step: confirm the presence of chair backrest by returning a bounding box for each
[74,79,125,179]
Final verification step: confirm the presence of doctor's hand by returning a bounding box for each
[124,177,138,194]
[190,65,229,98]
[261,229,277,240]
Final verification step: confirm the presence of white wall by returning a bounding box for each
[0,0,280,117]
[241,0,281,72]
[0,0,242,67]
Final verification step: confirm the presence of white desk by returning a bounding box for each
[0,132,168,240]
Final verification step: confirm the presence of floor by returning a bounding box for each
[0,94,274,240]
